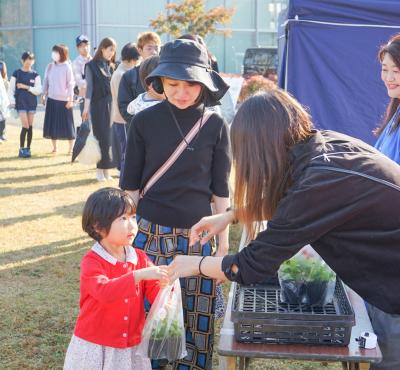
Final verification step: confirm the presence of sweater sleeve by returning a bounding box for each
[120,115,145,190]
[222,170,356,285]
[210,119,231,197]
[28,75,42,96]
[81,255,138,304]
[43,64,50,95]
[137,250,160,305]
[66,63,75,99]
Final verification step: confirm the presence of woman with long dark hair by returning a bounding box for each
[375,33,400,164]
[82,37,116,181]
[170,90,400,370]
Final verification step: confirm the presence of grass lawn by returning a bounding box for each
[0,125,341,369]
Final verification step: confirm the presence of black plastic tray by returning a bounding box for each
[231,279,355,346]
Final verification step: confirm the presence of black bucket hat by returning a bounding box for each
[146,39,229,105]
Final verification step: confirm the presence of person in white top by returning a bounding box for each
[72,35,92,117]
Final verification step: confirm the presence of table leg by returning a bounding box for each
[342,363,370,370]
[239,357,250,370]
[219,356,237,370]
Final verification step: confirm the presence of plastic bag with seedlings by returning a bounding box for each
[278,246,336,306]
[137,279,187,362]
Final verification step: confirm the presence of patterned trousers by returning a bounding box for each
[133,217,217,370]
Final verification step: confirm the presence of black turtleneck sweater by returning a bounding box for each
[121,101,231,228]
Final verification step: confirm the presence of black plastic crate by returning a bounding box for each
[231,279,355,346]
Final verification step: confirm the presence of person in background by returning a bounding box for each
[117,32,161,124]
[42,44,75,154]
[170,90,400,370]
[8,52,42,158]
[72,35,92,120]
[375,33,400,164]
[126,55,163,116]
[110,42,140,177]
[82,37,117,182]
[0,59,8,142]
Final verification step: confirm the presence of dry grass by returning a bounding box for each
[0,125,341,369]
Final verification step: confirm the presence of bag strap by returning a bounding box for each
[140,110,213,199]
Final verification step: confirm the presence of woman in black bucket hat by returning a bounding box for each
[120,39,231,370]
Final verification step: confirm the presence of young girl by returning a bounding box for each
[64,187,169,370]
[121,39,231,370]
[8,52,42,158]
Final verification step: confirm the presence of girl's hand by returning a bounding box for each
[189,212,234,246]
[135,265,170,285]
[8,104,15,109]
[41,95,47,105]
[65,101,74,109]
[82,111,89,122]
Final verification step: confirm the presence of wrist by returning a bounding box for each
[133,270,142,283]
[225,207,238,225]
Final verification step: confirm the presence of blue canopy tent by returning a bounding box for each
[278,0,400,144]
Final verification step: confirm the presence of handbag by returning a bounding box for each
[75,120,102,165]
[140,110,213,198]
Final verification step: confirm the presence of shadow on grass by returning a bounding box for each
[0,173,55,185]
[0,236,91,272]
[0,201,84,226]
[0,162,72,173]
[0,154,52,163]
[1,178,95,196]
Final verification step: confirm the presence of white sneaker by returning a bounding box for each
[104,169,113,180]
[96,169,106,182]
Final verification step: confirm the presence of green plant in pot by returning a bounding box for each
[148,316,184,361]
[278,255,336,305]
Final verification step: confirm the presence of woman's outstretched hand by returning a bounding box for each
[168,255,201,281]
[189,211,235,246]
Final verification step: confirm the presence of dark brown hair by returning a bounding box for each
[231,90,313,239]
[93,37,117,68]
[52,44,69,63]
[139,55,160,89]
[376,33,400,136]
[82,187,135,242]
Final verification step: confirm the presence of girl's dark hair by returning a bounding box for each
[231,90,313,239]
[376,33,400,136]
[93,37,117,68]
[121,42,140,62]
[82,187,135,242]
[21,51,35,61]
[139,55,160,89]
[52,44,69,63]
